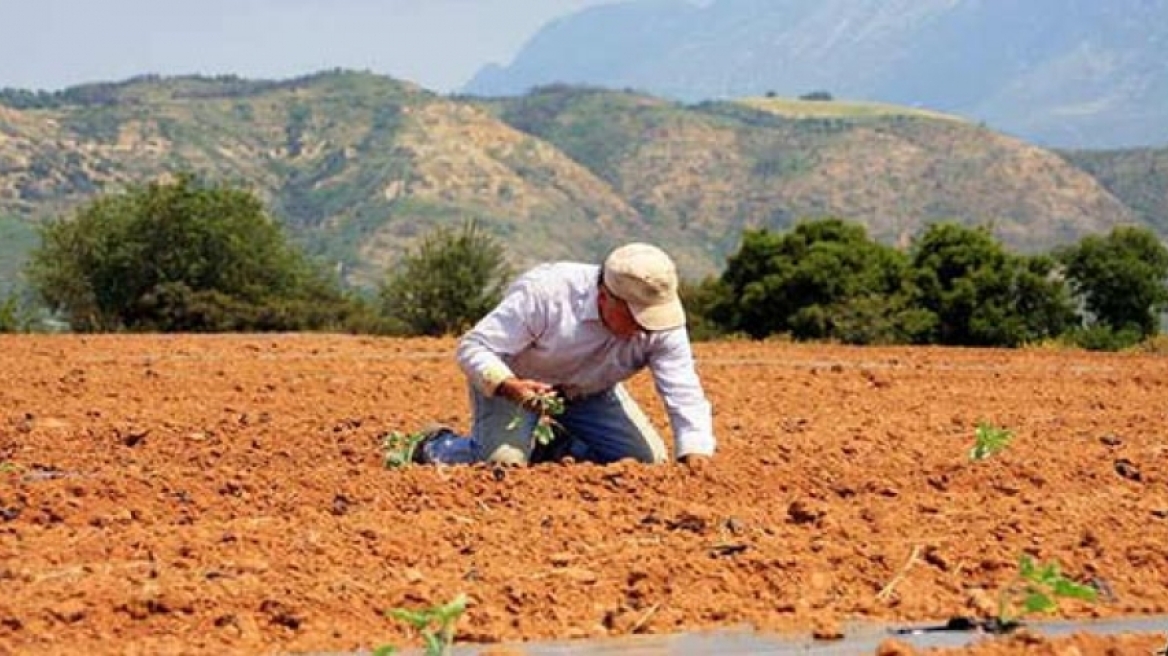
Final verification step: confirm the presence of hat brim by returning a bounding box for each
[628,296,686,331]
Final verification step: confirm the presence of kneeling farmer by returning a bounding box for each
[414,242,715,467]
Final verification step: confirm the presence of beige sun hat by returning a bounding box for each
[602,243,686,331]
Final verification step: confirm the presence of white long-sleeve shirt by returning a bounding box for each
[456,262,716,458]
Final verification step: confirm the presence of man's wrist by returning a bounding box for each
[481,364,515,397]
[495,377,521,402]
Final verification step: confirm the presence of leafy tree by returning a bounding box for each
[1011,254,1079,341]
[714,219,925,343]
[1057,226,1168,338]
[909,223,1074,347]
[679,275,734,341]
[26,173,354,332]
[379,220,513,336]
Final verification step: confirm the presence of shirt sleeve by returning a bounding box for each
[455,275,548,396]
[648,329,716,458]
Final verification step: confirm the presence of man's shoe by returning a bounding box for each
[383,423,452,468]
[411,423,454,464]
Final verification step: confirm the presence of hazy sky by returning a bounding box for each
[0,0,620,93]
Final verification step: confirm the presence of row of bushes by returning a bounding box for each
[4,175,1166,351]
[683,219,1168,350]
[2,175,508,336]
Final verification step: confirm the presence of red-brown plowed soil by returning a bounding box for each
[1,335,1165,655]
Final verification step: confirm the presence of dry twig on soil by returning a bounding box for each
[877,545,922,603]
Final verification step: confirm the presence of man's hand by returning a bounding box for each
[497,377,556,410]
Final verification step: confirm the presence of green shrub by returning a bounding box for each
[26,173,351,332]
[1058,226,1168,339]
[379,219,513,336]
[1062,325,1144,352]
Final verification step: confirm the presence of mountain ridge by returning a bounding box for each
[463,0,1168,149]
[0,72,1161,298]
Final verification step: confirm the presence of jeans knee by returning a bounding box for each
[483,443,529,466]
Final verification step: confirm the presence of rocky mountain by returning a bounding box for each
[0,73,1156,297]
[483,87,1135,271]
[464,0,1168,149]
[1060,146,1168,236]
[0,73,645,289]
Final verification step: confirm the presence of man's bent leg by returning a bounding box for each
[559,384,668,464]
[419,387,535,465]
[469,386,536,465]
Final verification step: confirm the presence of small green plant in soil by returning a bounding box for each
[997,554,1097,628]
[507,391,565,446]
[375,593,468,656]
[0,462,19,474]
[382,430,427,469]
[970,421,1013,461]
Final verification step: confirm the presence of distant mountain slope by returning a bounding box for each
[482,87,1135,267]
[463,0,1168,149]
[0,73,644,286]
[1061,147,1168,235]
[0,74,1151,294]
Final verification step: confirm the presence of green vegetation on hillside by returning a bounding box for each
[0,75,1162,299]
[487,86,1137,272]
[491,84,676,182]
[14,167,1166,350]
[0,71,427,110]
[0,215,37,297]
[1060,147,1168,235]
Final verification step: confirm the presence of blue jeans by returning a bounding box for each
[423,383,668,465]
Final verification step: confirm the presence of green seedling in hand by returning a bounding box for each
[383,593,468,656]
[382,430,426,469]
[507,391,565,446]
[970,421,1013,461]
[997,555,1096,627]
